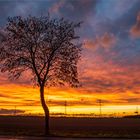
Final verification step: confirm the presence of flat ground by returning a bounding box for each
[0,136,139,140]
[0,116,140,138]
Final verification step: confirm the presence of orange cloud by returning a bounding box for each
[0,83,139,115]
[100,32,116,48]
[130,12,140,38]
[84,32,116,49]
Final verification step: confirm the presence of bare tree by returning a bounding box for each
[0,16,81,135]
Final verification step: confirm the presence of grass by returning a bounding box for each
[0,116,140,138]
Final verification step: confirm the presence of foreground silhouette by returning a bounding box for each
[0,15,81,135]
[0,116,140,138]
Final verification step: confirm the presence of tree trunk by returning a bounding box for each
[40,86,49,135]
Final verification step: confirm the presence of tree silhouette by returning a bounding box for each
[0,16,81,135]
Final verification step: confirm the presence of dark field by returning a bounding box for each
[0,116,140,138]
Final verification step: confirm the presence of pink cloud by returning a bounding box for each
[49,1,65,14]
[130,11,140,38]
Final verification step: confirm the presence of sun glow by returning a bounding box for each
[0,84,139,117]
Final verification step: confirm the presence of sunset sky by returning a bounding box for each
[0,0,140,116]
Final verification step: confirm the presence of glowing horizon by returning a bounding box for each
[0,84,139,116]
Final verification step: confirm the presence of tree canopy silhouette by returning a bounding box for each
[0,16,82,135]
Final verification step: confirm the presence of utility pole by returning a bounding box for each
[99,99,102,117]
[14,106,16,116]
[64,101,67,116]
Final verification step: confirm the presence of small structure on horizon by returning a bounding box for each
[134,106,139,115]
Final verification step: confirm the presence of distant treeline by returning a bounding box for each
[123,115,140,118]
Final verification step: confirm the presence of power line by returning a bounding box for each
[64,101,67,115]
